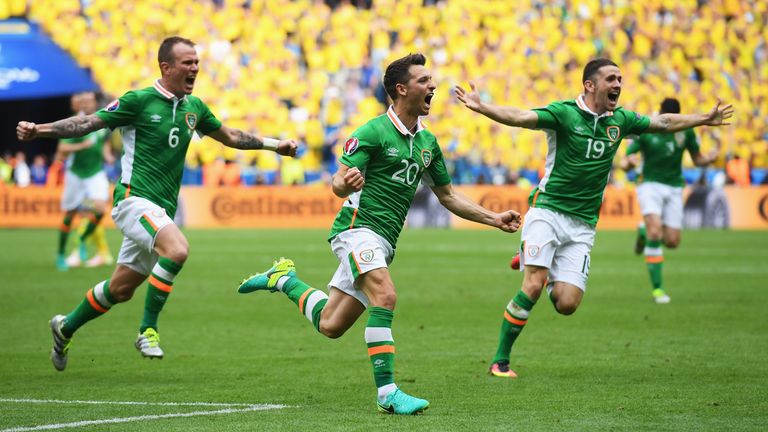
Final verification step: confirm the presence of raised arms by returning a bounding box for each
[454,82,538,129]
[646,100,734,133]
[207,125,298,157]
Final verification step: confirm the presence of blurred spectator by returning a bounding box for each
[13,151,31,187]
[46,159,65,187]
[30,154,48,185]
[0,153,12,184]
[725,153,752,187]
[25,0,766,185]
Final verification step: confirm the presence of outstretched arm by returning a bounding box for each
[454,81,538,129]
[431,183,521,232]
[646,100,734,133]
[17,114,106,140]
[207,125,298,157]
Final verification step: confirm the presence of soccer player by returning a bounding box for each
[620,98,718,304]
[55,91,115,271]
[238,54,522,415]
[16,36,298,371]
[454,58,733,378]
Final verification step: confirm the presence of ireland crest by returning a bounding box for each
[606,126,620,142]
[359,249,374,263]
[185,113,197,130]
[421,149,432,168]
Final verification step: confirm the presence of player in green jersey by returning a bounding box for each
[620,98,718,304]
[17,36,298,371]
[56,91,115,271]
[455,58,733,378]
[238,54,522,415]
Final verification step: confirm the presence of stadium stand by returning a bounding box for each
[4,0,766,185]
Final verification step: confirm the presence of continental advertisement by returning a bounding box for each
[2,185,768,230]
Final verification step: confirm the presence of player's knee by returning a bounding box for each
[665,238,680,249]
[370,291,397,310]
[164,244,189,264]
[554,300,579,315]
[319,321,348,339]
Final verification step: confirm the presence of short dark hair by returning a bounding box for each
[158,36,195,65]
[660,98,681,114]
[383,53,426,101]
[582,58,618,83]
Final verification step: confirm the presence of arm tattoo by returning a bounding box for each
[230,129,264,150]
[50,114,106,138]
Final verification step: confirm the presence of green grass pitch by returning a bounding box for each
[1,228,766,431]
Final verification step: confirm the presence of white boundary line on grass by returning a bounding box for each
[0,398,288,432]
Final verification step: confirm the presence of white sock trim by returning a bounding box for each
[303,290,328,322]
[93,280,113,308]
[364,327,393,343]
[152,263,177,282]
[276,275,291,291]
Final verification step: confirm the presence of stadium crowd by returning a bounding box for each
[2,0,767,186]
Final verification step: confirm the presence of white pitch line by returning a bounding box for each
[0,399,288,432]
[0,398,259,407]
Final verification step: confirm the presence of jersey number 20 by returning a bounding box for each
[391,159,420,185]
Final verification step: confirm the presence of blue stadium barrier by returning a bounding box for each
[751,169,768,185]
[181,166,203,185]
[683,168,701,184]
[520,169,540,184]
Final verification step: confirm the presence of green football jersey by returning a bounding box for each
[328,107,451,249]
[95,80,222,218]
[61,128,110,178]
[626,129,699,187]
[531,96,650,226]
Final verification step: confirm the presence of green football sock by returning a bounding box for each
[62,279,115,337]
[645,239,664,289]
[58,214,74,255]
[492,290,536,364]
[638,224,647,242]
[280,277,328,331]
[365,307,396,393]
[140,257,183,333]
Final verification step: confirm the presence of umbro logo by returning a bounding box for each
[387,148,399,157]
[150,114,162,123]
[575,126,584,132]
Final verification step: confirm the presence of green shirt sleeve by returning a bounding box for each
[339,127,378,169]
[95,91,141,129]
[195,99,222,135]
[533,102,565,130]
[423,139,451,187]
[621,109,651,135]
[684,129,700,156]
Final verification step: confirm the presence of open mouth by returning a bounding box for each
[607,91,620,103]
[185,76,196,87]
[424,93,434,107]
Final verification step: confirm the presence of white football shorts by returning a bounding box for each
[519,207,595,291]
[112,196,175,275]
[636,181,684,229]
[328,228,393,307]
[61,170,109,211]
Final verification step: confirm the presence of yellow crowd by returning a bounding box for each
[5,0,767,180]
